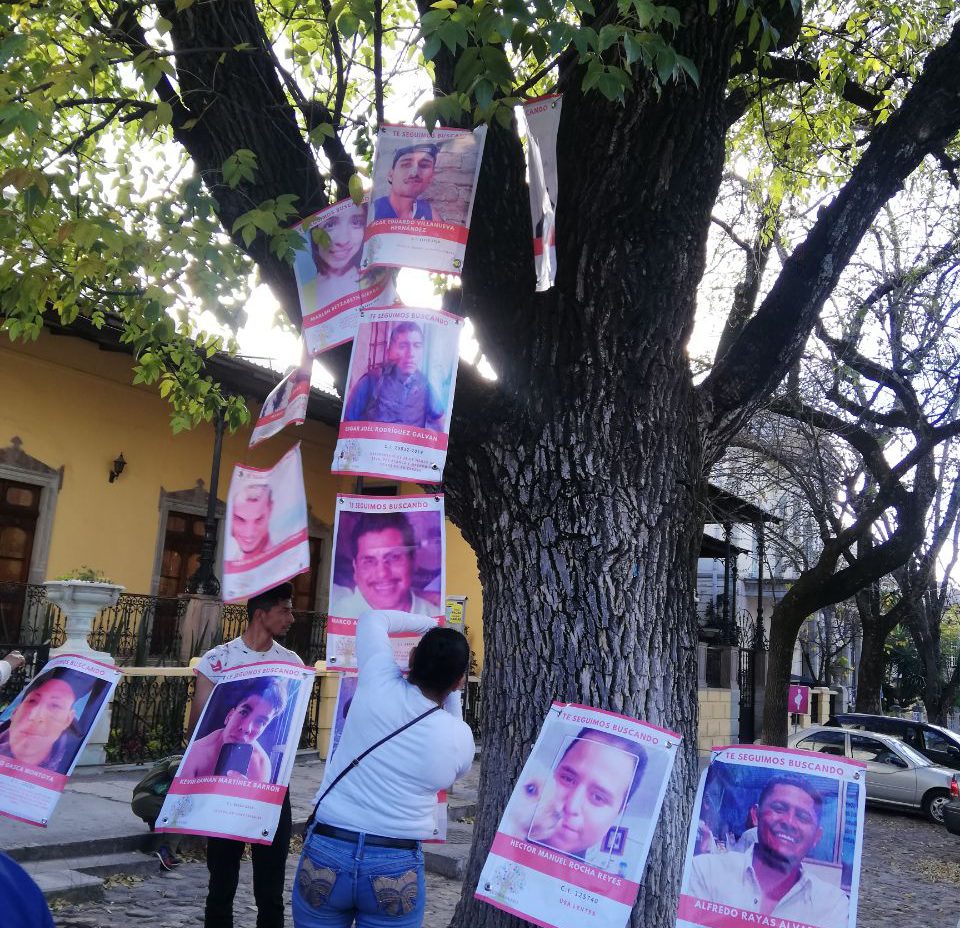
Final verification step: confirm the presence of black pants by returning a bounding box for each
[205,793,292,928]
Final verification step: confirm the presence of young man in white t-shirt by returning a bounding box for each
[190,582,304,928]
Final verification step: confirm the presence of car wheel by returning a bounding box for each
[924,789,951,824]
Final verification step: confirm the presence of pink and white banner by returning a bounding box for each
[332,306,463,483]
[326,493,445,672]
[476,703,680,928]
[294,196,396,355]
[523,94,562,292]
[0,653,121,826]
[157,660,315,844]
[222,444,311,603]
[360,124,487,276]
[677,745,866,928]
[249,361,312,448]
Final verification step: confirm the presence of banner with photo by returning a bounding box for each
[249,360,313,448]
[523,94,562,292]
[0,654,121,826]
[332,306,463,483]
[157,660,315,844]
[222,444,311,603]
[327,672,447,842]
[476,703,680,928]
[677,745,866,928]
[293,196,396,356]
[326,493,445,672]
[360,124,487,276]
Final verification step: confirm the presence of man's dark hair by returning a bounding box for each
[388,321,424,347]
[757,774,824,823]
[391,143,439,168]
[228,676,287,717]
[560,728,648,803]
[352,512,416,558]
[408,627,469,694]
[247,582,294,622]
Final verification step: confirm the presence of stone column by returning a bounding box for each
[177,594,224,664]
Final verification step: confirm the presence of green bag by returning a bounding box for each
[131,755,182,828]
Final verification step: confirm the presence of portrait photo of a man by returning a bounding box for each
[181,676,296,785]
[525,729,646,868]
[373,143,440,221]
[343,321,448,430]
[229,483,274,560]
[686,771,854,928]
[331,511,440,617]
[0,667,109,774]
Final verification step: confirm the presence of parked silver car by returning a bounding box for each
[788,725,957,824]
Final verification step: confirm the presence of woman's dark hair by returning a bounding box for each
[408,627,469,694]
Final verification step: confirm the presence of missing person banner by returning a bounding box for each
[326,493,445,671]
[249,360,312,448]
[523,94,562,292]
[677,745,866,928]
[293,197,396,355]
[332,306,463,483]
[0,654,121,826]
[222,444,311,603]
[360,124,487,276]
[327,672,447,841]
[476,703,680,928]
[157,660,315,844]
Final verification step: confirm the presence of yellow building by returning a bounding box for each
[0,317,483,662]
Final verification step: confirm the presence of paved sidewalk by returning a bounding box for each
[0,754,330,860]
[48,805,960,928]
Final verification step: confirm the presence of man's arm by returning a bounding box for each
[356,609,437,681]
[187,672,215,737]
[343,373,372,422]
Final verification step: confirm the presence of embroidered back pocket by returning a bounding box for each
[371,869,420,916]
[297,856,338,909]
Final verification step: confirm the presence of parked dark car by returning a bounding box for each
[827,712,960,771]
[943,780,960,836]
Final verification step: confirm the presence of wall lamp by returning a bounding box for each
[108,452,127,483]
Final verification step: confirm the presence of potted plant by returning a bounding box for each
[45,567,125,656]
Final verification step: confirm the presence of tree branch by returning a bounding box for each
[701,19,960,459]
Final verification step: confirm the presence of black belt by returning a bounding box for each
[311,821,418,850]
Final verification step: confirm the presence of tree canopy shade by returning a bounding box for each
[3,1,960,925]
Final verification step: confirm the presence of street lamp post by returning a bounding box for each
[186,408,225,596]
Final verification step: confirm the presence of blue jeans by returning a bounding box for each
[292,830,425,928]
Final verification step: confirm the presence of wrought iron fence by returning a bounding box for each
[106,673,195,764]
[463,677,482,739]
[0,582,64,647]
[0,643,51,708]
[0,583,328,667]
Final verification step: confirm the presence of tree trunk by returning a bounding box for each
[445,377,704,928]
[855,622,888,713]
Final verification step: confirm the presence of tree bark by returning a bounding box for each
[444,355,704,928]
[855,620,888,714]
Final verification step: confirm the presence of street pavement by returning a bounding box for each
[49,804,960,928]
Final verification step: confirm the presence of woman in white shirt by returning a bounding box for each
[292,610,475,927]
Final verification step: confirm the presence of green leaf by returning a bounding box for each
[734,0,748,26]
[655,45,676,84]
[348,173,364,205]
[175,0,195,10]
